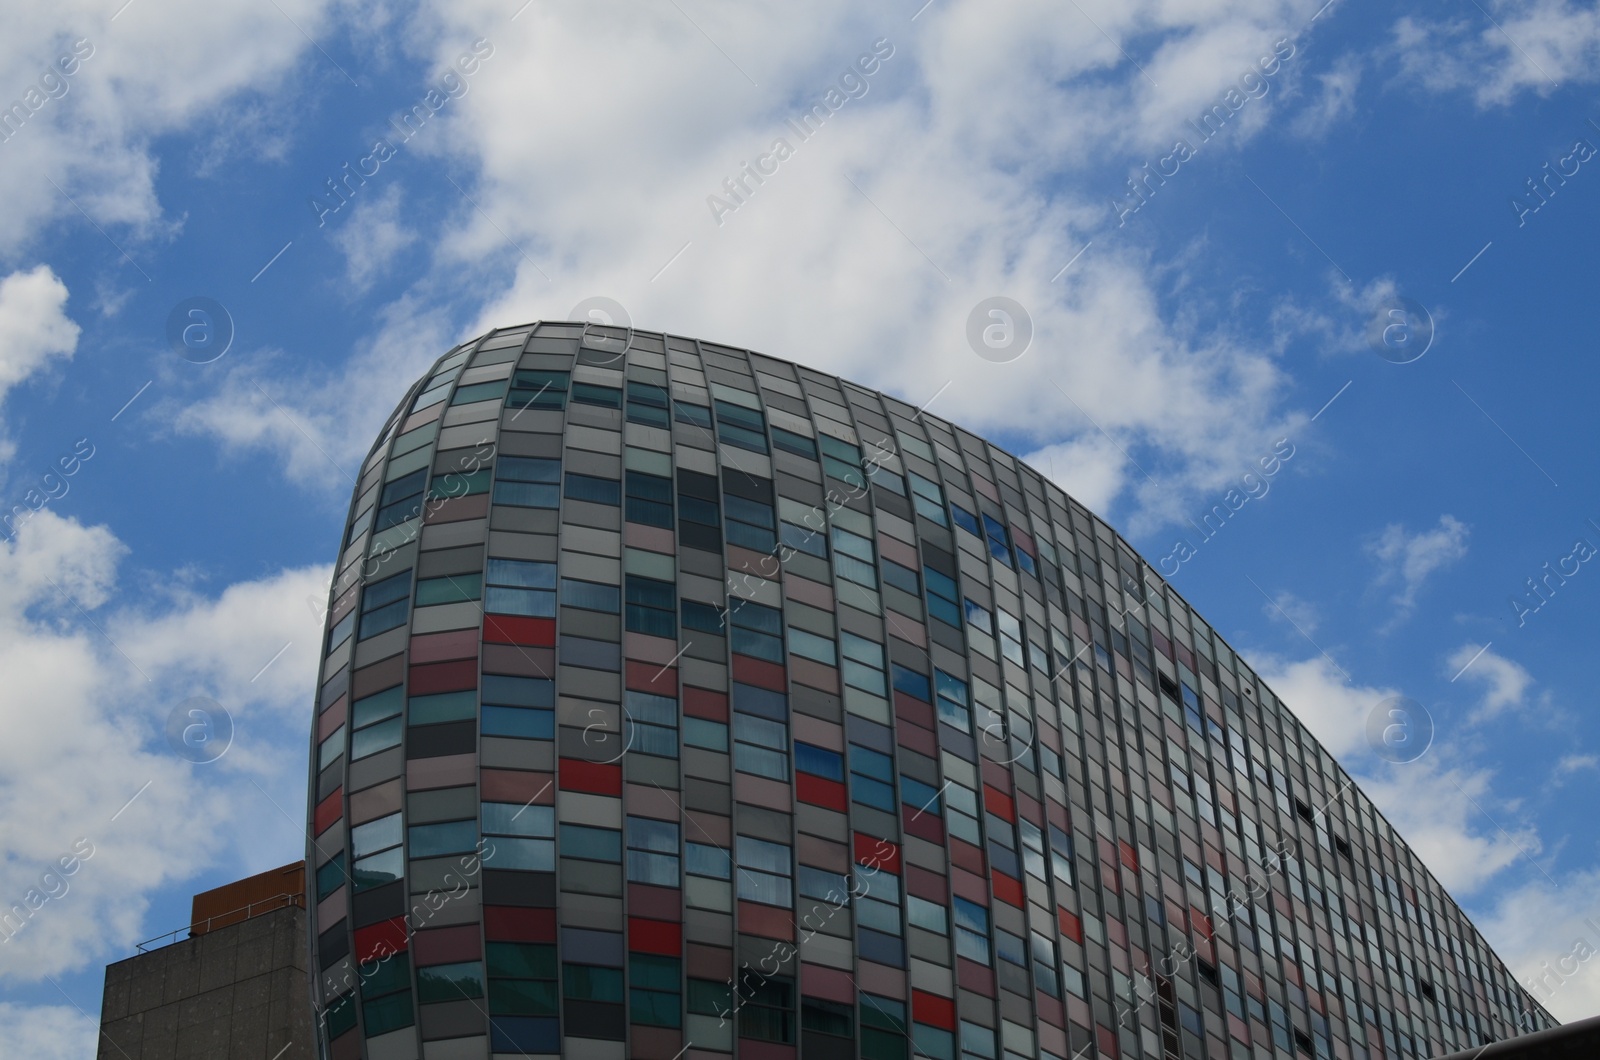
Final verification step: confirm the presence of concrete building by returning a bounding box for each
[98,862,314,1059]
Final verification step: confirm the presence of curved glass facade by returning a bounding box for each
[306,322,1554,1060]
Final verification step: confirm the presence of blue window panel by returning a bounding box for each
[794,742,844,781]
[482,705,554,739]
[494,481,559,508]
[564,474,620,505]
[480,845,556,877]
[881,559,920,596]
[891,664,931,702]
[352,813,402,858]
[484,803,554,837]
[352,685,403,730]
[731,627,783,662]
[771,427,817,458]
[681,599,727,634]
[409,820,478,858]
[901,776,942,814]
[852,776,896,812]
[563,578,620,613]
[927,595,962,628]
[484,587,555,617]
[559,824,621,862]
[780,521,827,558]
[488,558,557,589]
[482,676,554,708]
[498,457,563,483]
[359,570,413,639]
[730,599,782,634]
[963,600,993,635]
[572,382,622,408]
[950,505,981,536]
[686,843,732,879]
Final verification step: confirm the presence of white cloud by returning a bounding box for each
[329,183,418,294]
[158,0,1338,535]
[1254,653,1531,896]
[0,506,330,985]
[1391,2,1600,108]
[0,265,77,400]
[1557,754,1598,774]
[1264,589,1319,634]
[1478,868,1600,1023]
[0,1003,98,1060]
[0,0,345,257]
[1367,514,1470,622]
[1448,641,1543,720]
[1290,52,1361,138]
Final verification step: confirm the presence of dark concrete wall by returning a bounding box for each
[98,904,315,1060]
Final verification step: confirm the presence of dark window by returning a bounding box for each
[565,473,620,506]
[625,576,677,638]
[494,456,561,508]
[507,369,568,411]
[771,427,817,459]
[625,470,673,527]
[571,382,622,408]
[375,469,426,531]
[625,381,670,428]
[358,570,412,639]
[714,399,768,453]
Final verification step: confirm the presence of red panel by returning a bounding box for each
[682,685,728,721]
[983,784,1015,821]
[409,628,480,664]
[484,906,556,942]
[796,773,847,811]
[480,769,553,804]
[559,758,622,795]
[1119,840,1139,872]
[956,957,995,997]
[731,653,786,690]
[854,833,900,875]
[627,884,683,921]
[354,917,410,962]
[801,961,855,1003]
[736,901,794,941]
[893,691,934,727]
[626,659,677,695]
[992,871,1024,909]
[483,614,555,647]
[912,988,956,1030]
[414,923,482,965]
[949,838,986,876]
[314,788,343,836]
[628,917,682,955]
[408,659,478,695]
[895,721,937,758]
[1059,907,1083,943]
[902,807,944,846]
[906,865,947,903]
[1097,1023,1121,1058]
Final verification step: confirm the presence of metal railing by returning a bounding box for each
[134,891,305,953]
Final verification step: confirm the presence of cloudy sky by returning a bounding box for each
[2,0,1599,1052]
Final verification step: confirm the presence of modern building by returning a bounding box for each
[304,322,1558,1060]
[98,862,313,1059]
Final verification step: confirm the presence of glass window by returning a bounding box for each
[486,559,556,617]
[417,961,485,1003]
[923,566,961,628]
[563,578,620,613]
[507,369,567,410]
[629,953,681,1027]
[571,382,622,408]
[494,456,561,508]
[627,816,680,886]
[908,895,947,934]
[358,570,412,639]
[795,742,843,781]
[414,573,480,607]
[625,576,676,638]
[953,897,990,964]
[771,427,817,459]
[625,470,673,527]
[375,469,426,531]
[788,627,837,666]
[564,473,620,506]
[560,824,621,862]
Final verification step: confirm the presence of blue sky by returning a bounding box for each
[2,0,1599,1052]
